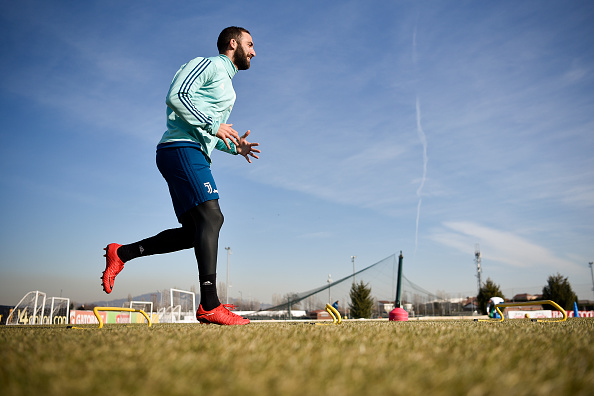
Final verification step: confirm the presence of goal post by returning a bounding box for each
[169,288,196,323]
[129,301,153,324]
[47,297,70,325]
[6,291,47,325]
[158,305,182,323]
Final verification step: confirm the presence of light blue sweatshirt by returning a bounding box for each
[159,54,239,162]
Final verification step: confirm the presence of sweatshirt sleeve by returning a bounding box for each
[165,57,219,136]
[215,139,238,155]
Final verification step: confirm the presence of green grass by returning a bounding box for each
[1,319,593,396]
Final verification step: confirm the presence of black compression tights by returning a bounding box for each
[117,199,224,276]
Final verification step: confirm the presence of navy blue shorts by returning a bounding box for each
[156,142,219,222]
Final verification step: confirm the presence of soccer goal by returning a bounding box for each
[45,297,70,325]
[128,301,153,324]
[169,288,196,322]
[158,305,182,323]
[6,291,47,325]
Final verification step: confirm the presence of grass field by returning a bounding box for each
[1,318,593,396]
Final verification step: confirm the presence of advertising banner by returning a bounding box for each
[69,310,158,324]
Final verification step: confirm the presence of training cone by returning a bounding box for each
[573,301,579,318]
[389,307,408,321]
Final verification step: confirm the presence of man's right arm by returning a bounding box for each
[165,57,220,136]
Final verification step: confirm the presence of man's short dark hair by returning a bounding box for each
[217,26,251,54]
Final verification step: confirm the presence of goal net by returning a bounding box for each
[45,297,70,325]
[157,289,196,323]
[5,291,47,325]
[128,301,153,324]
[255,253,461,319]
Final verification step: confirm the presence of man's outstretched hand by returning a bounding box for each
[236,130,260,163]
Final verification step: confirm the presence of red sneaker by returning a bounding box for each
[102,243,124,294]
[196,304,250,325]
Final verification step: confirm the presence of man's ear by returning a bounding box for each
[229,38,238,50]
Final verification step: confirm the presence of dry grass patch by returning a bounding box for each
[1,319,593,395]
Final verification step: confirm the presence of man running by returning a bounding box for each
[101,26,260,326]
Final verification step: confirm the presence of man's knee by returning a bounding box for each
[207,206,224,230]
[191,200,224,230]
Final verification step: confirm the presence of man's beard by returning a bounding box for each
[233,45,251,70]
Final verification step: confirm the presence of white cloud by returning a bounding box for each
[2,0,594,304]
[430,222,579,271]
[563,59,589,84]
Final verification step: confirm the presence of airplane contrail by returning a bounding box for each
[414,95,428,255]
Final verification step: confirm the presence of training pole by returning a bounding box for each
[389,251,409,321]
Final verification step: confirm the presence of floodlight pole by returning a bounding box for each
[351,256,357,285]
[589,262,594,299]
[225,247,231,305]
[287,296,292,320]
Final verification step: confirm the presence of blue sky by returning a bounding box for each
[1,0,593,306]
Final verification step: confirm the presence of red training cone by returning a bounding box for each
[389,307,408,321]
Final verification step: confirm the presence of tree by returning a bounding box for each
[477,278,505,315]
[349,281,374,318]
[542,273,577,310]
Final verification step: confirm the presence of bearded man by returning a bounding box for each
[102,27,260,326]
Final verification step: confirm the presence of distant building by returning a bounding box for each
[378,300,394,314]
[511,293,542,302]
[462,296,478,311]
